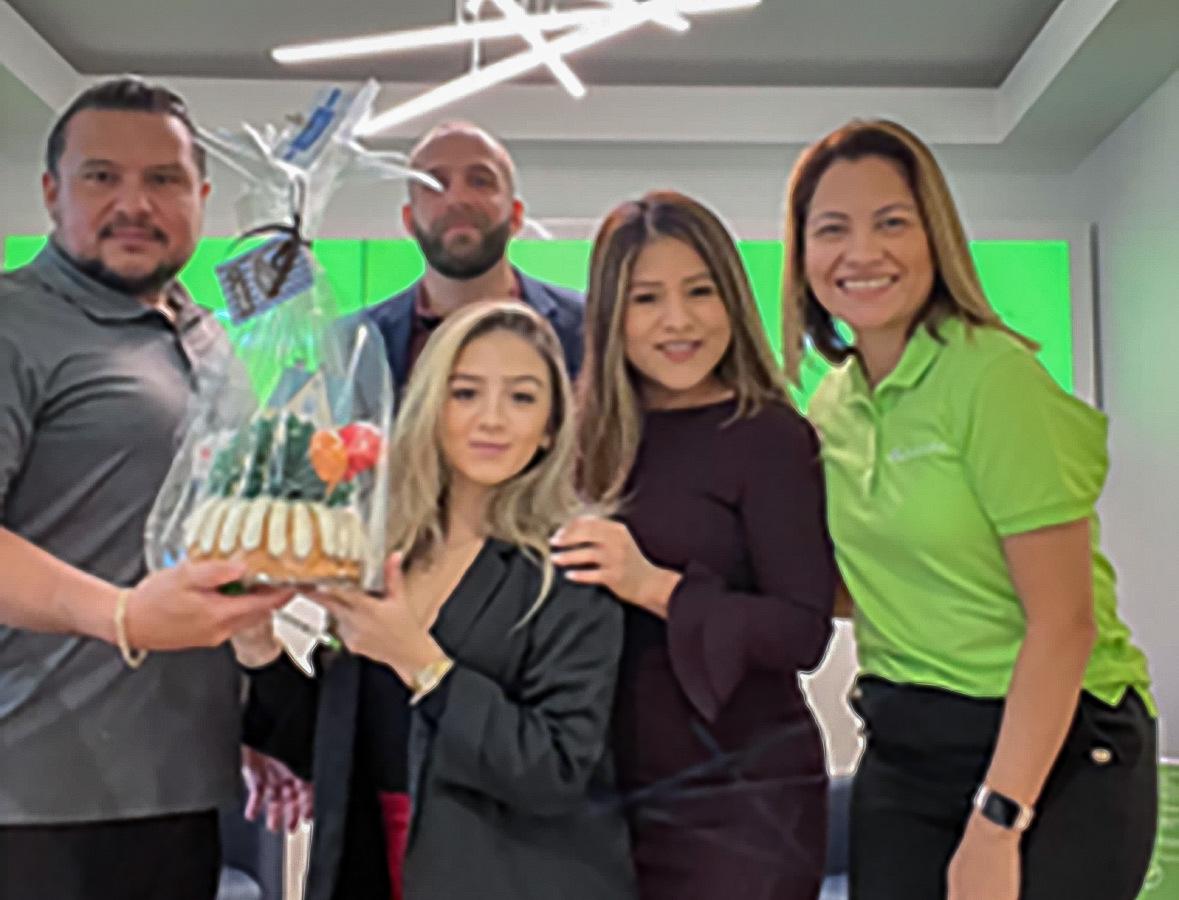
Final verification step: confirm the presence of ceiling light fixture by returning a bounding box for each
[471,0,586,97]
[273,0,757,63]
[272,0,762,138]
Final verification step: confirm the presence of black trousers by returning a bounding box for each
[849,677,1157,900]
[0,809,221,900]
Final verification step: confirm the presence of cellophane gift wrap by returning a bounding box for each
[145,81,432,593]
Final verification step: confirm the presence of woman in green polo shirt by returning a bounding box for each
[782,119,1157,900]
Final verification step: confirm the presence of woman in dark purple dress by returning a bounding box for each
[552,191,836,900]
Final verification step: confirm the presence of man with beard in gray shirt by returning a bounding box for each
[0,77,288,900]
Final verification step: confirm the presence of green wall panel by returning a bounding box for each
[363,240,426,306]
[507,239,593,292]
[4,235,1075,406]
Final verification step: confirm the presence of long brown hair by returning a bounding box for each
[781,119,1036,383]
[578,190,788,504]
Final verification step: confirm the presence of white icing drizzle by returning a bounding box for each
[267,501,289,557]
[185,497,216,548]
[342,509,366,561]
[199,499,230,554]
[311,505,336,558]
[292,503,314,560]
[241,497,269,551]
[188,490,368,569]
[332,509,348,559]
[218,499,248,554]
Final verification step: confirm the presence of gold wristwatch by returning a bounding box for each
[410,656,454,705]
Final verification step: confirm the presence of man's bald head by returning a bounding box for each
[407,121,518,197]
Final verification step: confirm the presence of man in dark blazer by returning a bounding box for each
[365,120,585,388]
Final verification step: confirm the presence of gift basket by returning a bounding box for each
[145,81,436,602]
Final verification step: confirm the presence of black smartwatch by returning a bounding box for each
[973,785,1035,832]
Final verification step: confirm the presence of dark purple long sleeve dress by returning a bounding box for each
[612,398,836,900]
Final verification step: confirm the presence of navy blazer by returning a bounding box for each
[362,269,586,393]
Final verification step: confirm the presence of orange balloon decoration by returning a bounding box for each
[309,430,349,485]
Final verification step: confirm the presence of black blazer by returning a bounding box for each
[244,540,637,900]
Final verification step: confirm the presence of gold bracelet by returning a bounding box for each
[114,589,148,670]
[409,657,454,705]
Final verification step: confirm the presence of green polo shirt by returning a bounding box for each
[809,316,1154,712]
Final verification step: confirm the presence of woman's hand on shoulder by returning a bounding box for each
[550,516,681,617]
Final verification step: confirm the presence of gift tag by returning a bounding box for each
[216,237,315,325]
[273,595,337,677]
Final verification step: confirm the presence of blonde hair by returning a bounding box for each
[385,300,579,608]
[781,118,1036,383]
[578,190,789,504]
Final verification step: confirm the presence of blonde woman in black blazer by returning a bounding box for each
[235,302,636,900]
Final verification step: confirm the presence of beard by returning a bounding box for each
[413,209,513,280]
[56,220,182,297]
[71,254,183,297]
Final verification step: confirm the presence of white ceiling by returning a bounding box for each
[1,0,1178,171]
[7,0,1063,88]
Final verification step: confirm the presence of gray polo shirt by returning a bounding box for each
[0,242,241,825]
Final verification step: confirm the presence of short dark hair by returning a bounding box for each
[45,76,206,178]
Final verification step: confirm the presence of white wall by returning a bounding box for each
[0,72,53,266]
[0,125,1088,243]
[1073,67,1179,755]
[198,142,1093,241]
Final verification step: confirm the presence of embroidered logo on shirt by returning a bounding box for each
[888,441,950,463]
